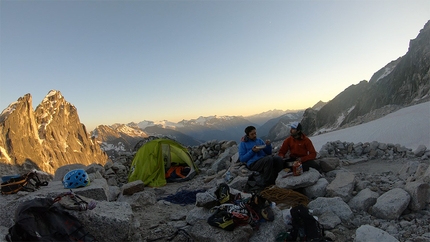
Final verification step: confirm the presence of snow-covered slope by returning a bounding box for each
[310,101,430,152]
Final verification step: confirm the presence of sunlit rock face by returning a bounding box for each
[0,90,108,174]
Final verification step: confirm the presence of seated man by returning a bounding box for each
[278,122,321,172]
[239,126,284,186]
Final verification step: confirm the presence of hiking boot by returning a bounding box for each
[260,206,274,221]
[216,183,231,204]
[207,209,235,231]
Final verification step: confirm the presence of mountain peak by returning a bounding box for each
[40,90,73,107]
[0,91,107,174]
[0,93,32,122]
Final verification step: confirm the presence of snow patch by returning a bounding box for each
[0,101,18,116]
[375,66,395,83]
[101,142,126,152]
[0,146,12,163]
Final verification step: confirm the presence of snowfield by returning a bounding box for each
[310,101,430,152]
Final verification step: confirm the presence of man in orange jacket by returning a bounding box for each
[278,122,321,172]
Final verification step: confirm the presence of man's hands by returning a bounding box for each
[253,140,271,152]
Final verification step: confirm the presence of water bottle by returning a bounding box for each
[225,171,231,183]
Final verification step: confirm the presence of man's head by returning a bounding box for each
[245,126,257,140]
[290,121,302,137]
[290,122,302,131]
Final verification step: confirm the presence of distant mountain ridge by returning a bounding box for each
[244,109,301,126]
[91,124,149,158]
[90,111,304,157]
[175,115,258,142]
[263,111,306,141]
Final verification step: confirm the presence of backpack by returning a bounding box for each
[243,171,265,193]
[1,171,48,195]
[6,197,97,242]
[289,204,331,242]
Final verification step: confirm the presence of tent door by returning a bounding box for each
[161,144,171,170]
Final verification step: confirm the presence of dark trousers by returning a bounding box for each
[248,155,284,186]
[283,158,321,172]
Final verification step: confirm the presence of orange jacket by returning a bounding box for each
[278,133,316,162]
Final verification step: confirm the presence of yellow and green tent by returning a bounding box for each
[128,139,198,187]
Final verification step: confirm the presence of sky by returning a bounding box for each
[1,0,429,131]
[309,101,430,152]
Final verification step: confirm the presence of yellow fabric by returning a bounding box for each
[128,139,197,187]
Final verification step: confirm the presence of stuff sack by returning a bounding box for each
[243,171,265,193]
[6,197,97,242]
[289,204,329,241]
[1,171,48,195]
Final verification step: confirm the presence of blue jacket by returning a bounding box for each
[238,137,272,167]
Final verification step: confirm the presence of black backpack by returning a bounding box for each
[290,204,331,242]
[243,171,265,193]
[6,197,97,242]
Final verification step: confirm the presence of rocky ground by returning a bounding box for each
[132,180,207,242]
[315,157,424,242]
[130,157,429,242]
[1,139,429,242]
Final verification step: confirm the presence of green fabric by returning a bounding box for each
[128,139,197,187]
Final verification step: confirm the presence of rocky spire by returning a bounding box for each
[0,90,107,174]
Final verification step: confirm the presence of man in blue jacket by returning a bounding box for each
[239,126,284,186]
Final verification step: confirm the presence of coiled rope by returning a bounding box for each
[260,186,309,208]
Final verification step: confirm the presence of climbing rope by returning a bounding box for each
[260,186,309,208]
